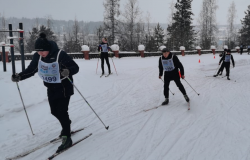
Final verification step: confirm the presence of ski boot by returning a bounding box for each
[219,72,222,75]
[227,76,230,80]
[161,98,169,105]
[56,136,72,153]
[213,74,218,77]
[59,130,64,138]
[184,95,190,102]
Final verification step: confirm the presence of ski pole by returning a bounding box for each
[160,78,174,95]
[16,82,35,135]
[182,78,200,96]
[110,57,118,75]
[66,77,109,130]
[213,63,221,75]
[96,58,99,74]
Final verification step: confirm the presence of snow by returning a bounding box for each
[224,45,228,49]
[196,46,201,50]
[81,45,89,51]
[138,45,145,51]
[211,46,216,49]
[110,44,119,51]
[1,53,250,160]
[0,42,5,46]
[159,46,166,51]
[180,46,185,50]
[235,46,240,50]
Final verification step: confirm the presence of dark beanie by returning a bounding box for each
[227,49,231,53]
[35,33,51,51]
[162,48,170,53]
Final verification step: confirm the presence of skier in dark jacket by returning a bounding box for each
[240,44,244,55]
[158,48,189,105]
[98,38,112,75]
[214,49,235,80]
[217,49,227,75]
[248,45,250,54]
[11,33,79,153]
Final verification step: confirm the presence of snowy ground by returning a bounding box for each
[1,52,250,160]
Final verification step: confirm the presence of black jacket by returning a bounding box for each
[18,41,79,99]
[158,53,184,79]
[219,54,235,66]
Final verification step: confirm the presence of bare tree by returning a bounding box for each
[197,0,218,49]
[103,0,120,44]
[227,1,237,48]
[0,13,7,43]
[122,0,141,51]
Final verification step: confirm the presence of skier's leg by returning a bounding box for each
[173,78,187,95]
[49,97,71,137]
[162,78,170,105]
[225,63,230,77]
[101,56,105,74]
[104,55,111,73]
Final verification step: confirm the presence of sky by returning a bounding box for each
[0,0,248,25]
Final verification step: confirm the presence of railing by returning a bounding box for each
[0,49,246,61]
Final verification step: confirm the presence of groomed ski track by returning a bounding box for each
[1,53,250,160]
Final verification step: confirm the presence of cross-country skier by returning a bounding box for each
[98,38,112,75]
[217,49,227,75]
[240,44,244,55]
[158,48,189,105]
[11,33,79,153]
[214,49,235,80]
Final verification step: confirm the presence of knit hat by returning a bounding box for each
[35,33,51,51]
[227,49,231,53]
[162,48,170,53]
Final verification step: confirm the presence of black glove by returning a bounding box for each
[11,74,21,82]
[60,69,70,77]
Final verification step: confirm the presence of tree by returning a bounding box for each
[154,23,165,48]
[0,13,7,43]
[197,0,218,49]
[122,0,142,51]
[227,1,237,49]
[39,25,57,42]
[239,5,250,45]
[103,0,120,44]
[25,27,39,52]
[166,0,196,50]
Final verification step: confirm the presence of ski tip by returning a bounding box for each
[105,126,109,130]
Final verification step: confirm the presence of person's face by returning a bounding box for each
[102,38,107,43]
[38,51,49,57]
[163,52,170,58]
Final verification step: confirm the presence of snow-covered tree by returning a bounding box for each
[239,5,250,45]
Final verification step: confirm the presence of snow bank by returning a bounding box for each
[110,44,119,51]
[81,45,90,51]
[138,45,145,51]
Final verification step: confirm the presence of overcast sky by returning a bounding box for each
[0,0,248,25]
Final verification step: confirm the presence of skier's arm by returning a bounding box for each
[159,57,163,77]
[219,55,224,64]
[231,55,235,67]
[60,52,79,75]
[18,53,39,80]
[97,45,101,52]
[175,56,184,76]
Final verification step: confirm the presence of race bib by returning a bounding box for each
[101,44,108,52]
[224,55,231,62]
[162,58,175,72]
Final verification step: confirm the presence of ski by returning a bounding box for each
[6,128,85,160]
[143,105,163,112]
[105,72,113,77]
[100,74,105,78]
[47,133,92,160]
[187,101,190,110]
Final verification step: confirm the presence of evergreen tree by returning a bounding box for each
[25,27,39,52]
[39,25,57,42]
[166,0,196,50]
[154,23,165,48]
[239,5,250,45]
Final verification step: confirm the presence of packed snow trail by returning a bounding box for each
[1,53,250,160]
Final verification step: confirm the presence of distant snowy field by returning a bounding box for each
[1,53,250,160]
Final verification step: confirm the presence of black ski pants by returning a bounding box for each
[217,62,225,74]
[224,63,230,77]
[100,52,111,74]
[48,96,71,137]
[240,49,243,55]
[164,76,186,98]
